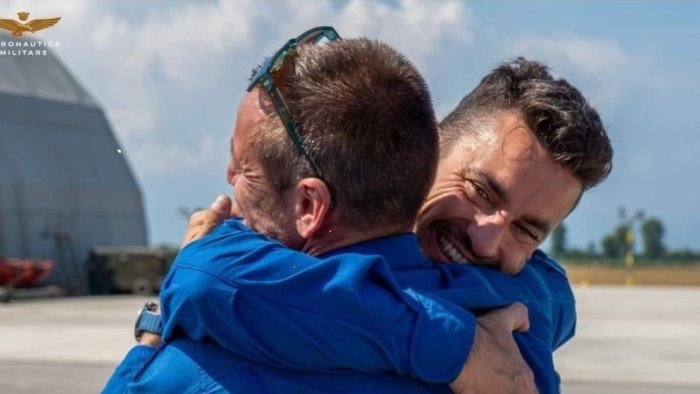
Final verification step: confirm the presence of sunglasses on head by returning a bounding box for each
[247,26,341,182]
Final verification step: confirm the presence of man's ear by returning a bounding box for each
[294,178,332,239]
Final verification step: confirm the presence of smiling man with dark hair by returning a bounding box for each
[421,57,612,274]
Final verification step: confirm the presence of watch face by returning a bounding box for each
[144,301,158,312]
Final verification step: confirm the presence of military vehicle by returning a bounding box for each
[87,246,178,295]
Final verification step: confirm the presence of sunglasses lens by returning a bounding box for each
[298,27,339,46]
[270,48,291,73]
[247,56,275,91]
[250,28,339,91]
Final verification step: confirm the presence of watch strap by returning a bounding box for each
[136,311,163,337]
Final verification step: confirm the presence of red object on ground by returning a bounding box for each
[0,258,54,287]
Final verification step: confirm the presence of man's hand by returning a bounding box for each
[450,302,537,394]
[141,195,232,346]
[138,332,162,347]
[180,195,236,249]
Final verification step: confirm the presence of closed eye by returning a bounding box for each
[513,223,542,246]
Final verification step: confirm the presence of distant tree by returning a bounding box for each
[586,241,597,255]
[601,235,618,258]
[641,218,666,259]
[550,223,567,257]
[601,225,628,259]
[667,249,700,261]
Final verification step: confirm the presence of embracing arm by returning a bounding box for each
[162,223,475,383]
[529,251,577,350]
[102,330,162,394]
[163,197,535,392]
[518,251,576,393]
[424,250,576,393]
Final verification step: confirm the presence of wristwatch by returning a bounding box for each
[134,301,163,342]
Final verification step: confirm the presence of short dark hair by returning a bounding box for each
[253,38,438,231]
[440,57,613,190]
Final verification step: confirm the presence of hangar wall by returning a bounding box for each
[0,34,147,292]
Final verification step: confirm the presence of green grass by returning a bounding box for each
[563,264,700,286]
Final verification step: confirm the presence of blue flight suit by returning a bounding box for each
[105,219,574,393]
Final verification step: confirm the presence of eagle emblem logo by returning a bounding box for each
[0,11,61,37]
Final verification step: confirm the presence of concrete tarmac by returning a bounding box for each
[1,286,699,393]
[554,285,700,390]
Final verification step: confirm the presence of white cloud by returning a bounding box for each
[337,0,475,70]
[507,34,674,111]
[3,1,478,176]
[509,34,633,107]
[135,1,255,86]
[3,0,258,163]
[132,136,218,176]
[17,0,476,175]
[513,35,630,77]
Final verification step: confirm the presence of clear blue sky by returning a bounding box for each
[6,0,698,251]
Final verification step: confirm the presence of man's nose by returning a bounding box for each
[468,211,508,260]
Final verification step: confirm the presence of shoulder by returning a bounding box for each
[170,218,325,284]
[525,250,574,303]
[529,250,568,278]
[176,218,298,268]
[527,251,578,348]
[179,218,273,255]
